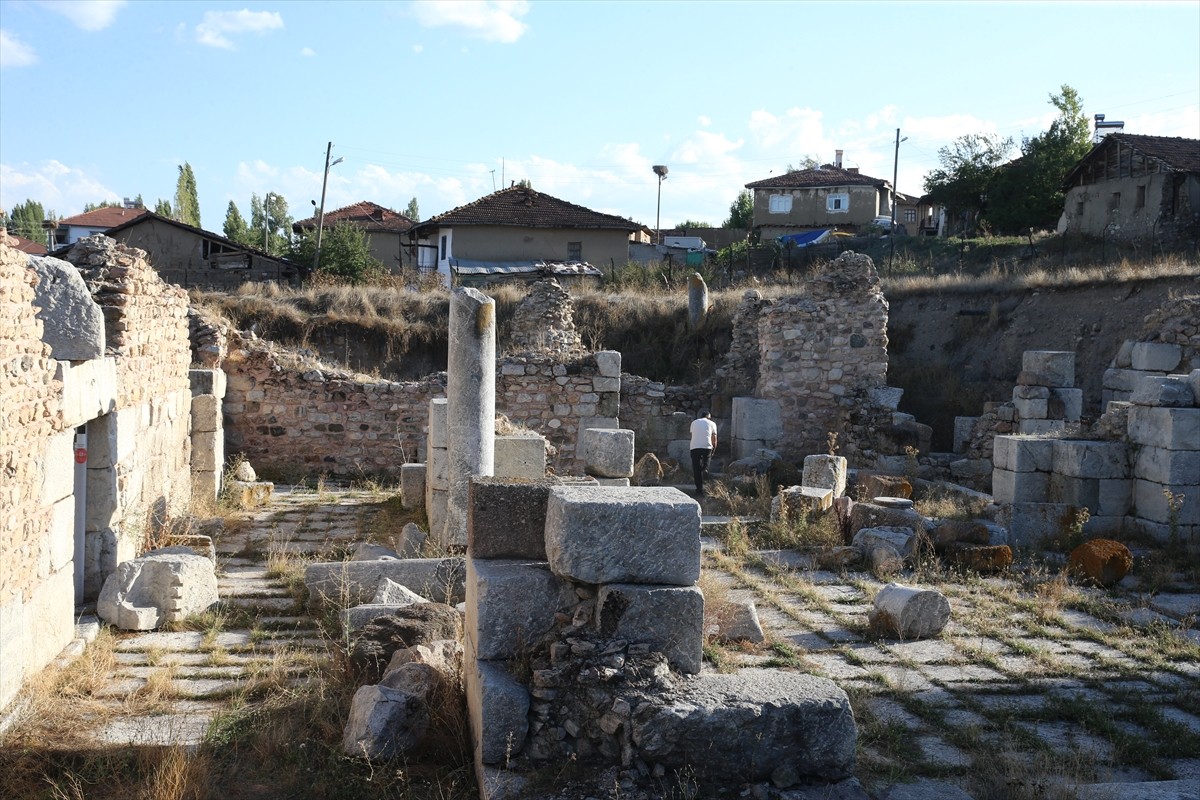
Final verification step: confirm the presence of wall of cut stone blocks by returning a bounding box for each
[0,232,194,713]
[619,374,703,461]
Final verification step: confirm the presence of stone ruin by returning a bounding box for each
[508,277,583,355]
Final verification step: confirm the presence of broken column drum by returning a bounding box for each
[444,288,497,548]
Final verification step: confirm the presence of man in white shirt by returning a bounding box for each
[689,410,718,496]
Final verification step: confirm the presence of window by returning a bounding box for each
[1135,185,1146,210]
[567,241,582,261]
[903,209,916,223]
[768,194,792,214]
[439,235,447,260]
[826,193,849,213]
[1109,192,1121,212]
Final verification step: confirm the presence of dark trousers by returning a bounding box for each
[690,448,712,494]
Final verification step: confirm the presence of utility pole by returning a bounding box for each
[653,165,669,246]
[889,128,906,274]
[313,141,343,275]
[263,192,274,251]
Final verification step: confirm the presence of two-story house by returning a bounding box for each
[745,153,893,239]
[293,201,415,273]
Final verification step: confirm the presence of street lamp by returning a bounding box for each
[313,141,344,275]
[652,165,668,246]
[889,128,907,274]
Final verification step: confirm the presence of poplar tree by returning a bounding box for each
[223,201,252,245]
[174,162,201,227]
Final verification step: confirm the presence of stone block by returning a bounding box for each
[852,527,916,558]
[494,435,546,480]
[190,395,221,433]
[848,502,928,539]
[58,358,118,429]
[84,406,133,468]
[1187,370,1200,407]
[427,447,449,489]
[191,430,224,476]
[545,486,701,585]
[400,463,426,509]
[395,523,428,558]
[1133,479,1200,526]
[952,417,978,454]
[225,480,272,509]
[426,489,448,544]
[428,398,448,449]
[1114,339,1135,368]
[1131,375,1195,408]
[1097,479,1133,517]
[870,583,951,639]
[713,598,765,644]
[594,350,621,378]
[996,502,1079,548]
[993,435,1055,473]
[870,386,904,410]
[667,438,693,467]
[42,431,75,505]
[1131,341,1182,372]
[631,670,855,784]
[1128,406,1200,450]
[949,458,992,482]
[97,549,218,631]
[1049,474,1100,509]
[1012,394,1048,419]
[596,477,631,486]
[992,468,1049,504]
[733,438,769,460]
[596,583,704,674]
[342,603,427,633]
[771,486,833,522]
[466,559,574,660]
[1013,385,1051,401]
[731,397,783,442]
[1049,388,1083,422]
[1018,419,1065,436]
[592,376,621,393]
[305,558,466,607]
[802,454,848,498]
[48,497,74,574]
[1103,368,1144,393]
[1134,446,1200,485]
[468,477,557,560]
[581,428,635,478]
[1019,350,1074,388]
[29,255,105,360]
[467,658,529,765]
[85,467,119,531]
[24,568,75,687]
[575,418,619,465]
[1052,439,1128,479]
[342,683,423,760]
[189,368,226,399]
[1081,515,1126,538]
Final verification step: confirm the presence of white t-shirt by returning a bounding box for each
[689,417,717,450]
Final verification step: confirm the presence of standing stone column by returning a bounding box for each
[688,272,709,331]
[444,288,496,548]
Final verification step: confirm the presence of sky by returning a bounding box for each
[1,0,1198,233]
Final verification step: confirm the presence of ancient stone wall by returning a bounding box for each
[619,374,703,459]
[507,278,582,355]
[755,252,890,461]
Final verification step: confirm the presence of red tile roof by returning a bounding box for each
[57,206,148,228]
[293,201,414,233]
[10,234,47,254]
[411,187,639,236]
[745,166,888,190]
[1062,134,1200,190]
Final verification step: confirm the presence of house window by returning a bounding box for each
[826,193,849,213]
[1076,200,1085,217]
[439,235,447,260]
[768,194,792,214]
[1135,185,1146,210]
[903,209,916,223]
[1109,192,1121,212]
[567,241,582,261]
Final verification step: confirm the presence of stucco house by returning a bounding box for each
[52,203,148,248]
[1058,133,1200,243]
[407,186,639,286]
[67,211,298,289]
[293,200,415,273]
[745,154,894,239]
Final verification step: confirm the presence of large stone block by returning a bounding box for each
[1049,388,1083,422]
[545,486,701,585]
[581,428,635,478]
[190,395,221,433]
[494,435,546,480]
[25,567,75,686]
[426,488,448,545]
[992,435,1055,473]
[594,350,621,378]
[1131,341,1182,372]
[191,430,224,476]
[731,397,783,442]
[952,416,978,454]
[1051,440,1128,479]
[802,454,848,498]
[1012,393,1048,420]
[48,496,75,575]
[992,468,1049,504]
[1018,419,1065,436]
[848,502,928,539]
[342,683,424,760]
[1131,375,1195,408]
[42,431,75,505]
[304,558,466,607]
[427,397,448,449]
[400,463,426,510]
[597,584,704,674]
[632,670,856,784]
[771,486,833,522]
[58,358,119,429]
[97,548,218,631]
[189,368,226,399]
[466,559,574,660]
[1103,368,1144,393]
[29,255,105,360]
[1133,479,1200,526]
[871,583,951,639]
[468,478,553,560]
[1128,406,1200,450]
[1134,446,1200,485]
[427,446,449,489]
[1019,350,1074,388]
[996,502,1079,548]
[1049,474,1100,509]
[467,658,529,765]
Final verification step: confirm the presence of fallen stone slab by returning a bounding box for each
[852,526,916,558]
[28,255,106,360]
[226,480,274,509]
[1073,779,1200,800]
[342,603,427,633]
[351,603,463,682]
[304,558,465,607]
[373,577,428,605]
[869,584,951,640]
[342,683,425,760]
[942,543,1012,573]
[98,548,218,631]
[352,542,400,561]
[713,597,765,644]
[849,502,929,540]
[395,522,428,558]
[632,669,856,786]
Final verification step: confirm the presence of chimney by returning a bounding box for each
[835,149,843,169]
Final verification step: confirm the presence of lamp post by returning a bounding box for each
[263,191,276,251]
[889,128,907,274]
[652,165,668,246]
[313,141,344,275]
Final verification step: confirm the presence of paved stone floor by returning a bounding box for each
[20,486,1200,799]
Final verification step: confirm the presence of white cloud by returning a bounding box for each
[1126,104,1200,138]
[195,9,284,50]
[411,0,529,43]
[747,107,831,156]
[300,46,315,57]
[38,1,126,31]
[412,43,424,53]
[0,160,120,217]
[0,30,37,67]
[697,115,711,127]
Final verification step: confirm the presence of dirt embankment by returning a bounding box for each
[885,275,1197,448]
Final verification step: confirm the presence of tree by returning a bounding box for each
[154,199,173,217]
[223,201,252,245]
[248,192,293,255]
[986,85,1093,233]
[515,179,532,189]
[2,199,50,240]
[289,221,384,284]
[786,156,820,173]
[83,200,119,212]
[174,162,201,227]
[723,189,753,229]
[922,133,1013,234]
[676,219,712,229]
[404,197,420,222]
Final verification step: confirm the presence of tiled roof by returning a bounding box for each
[11,234,47,254]
[411,187,639,236]
[1062,134,1200,189]
[86,211,295,266]
[57,206,148,228]
[293,201,413,233]
[745,167,888,190]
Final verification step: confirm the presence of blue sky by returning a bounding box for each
[2,0,1198,232]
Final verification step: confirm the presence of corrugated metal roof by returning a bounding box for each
[450,258,602,277]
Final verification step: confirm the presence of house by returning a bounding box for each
[744,152,894,239]
[52,203,148,248]
[64,211,298,289]
[9,233,47,254]
[1059,133,1200,242]
[407,186,639,286]
[293,200,415,273]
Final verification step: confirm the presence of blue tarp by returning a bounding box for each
[776,230,831,248]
